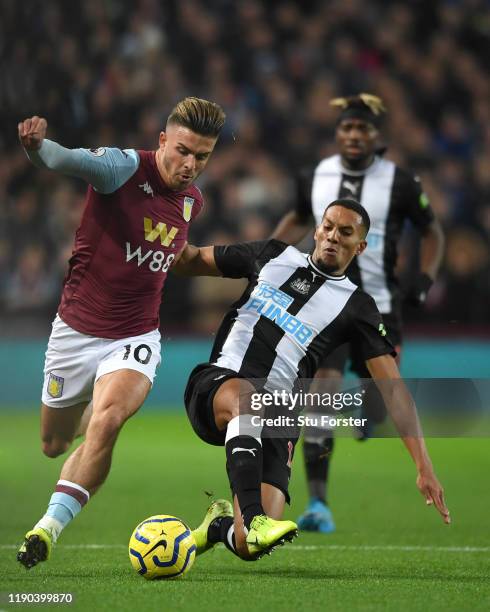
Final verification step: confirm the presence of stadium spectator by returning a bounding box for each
[1,0,489,332]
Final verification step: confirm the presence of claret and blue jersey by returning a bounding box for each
[26,140,203,339]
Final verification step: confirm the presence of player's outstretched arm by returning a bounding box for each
[18,116,138,193]
[172,243,222,277]
[366,354,450,525]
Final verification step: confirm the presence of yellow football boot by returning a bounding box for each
[17,528,53,569]
[192,499,234,556]
[246,515,298,558]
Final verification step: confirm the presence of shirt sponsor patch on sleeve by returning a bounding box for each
[89,147,106,157]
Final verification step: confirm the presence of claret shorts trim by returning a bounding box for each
[42,315,161,408]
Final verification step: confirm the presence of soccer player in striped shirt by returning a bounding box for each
[172,199,449,560]
[272,94,445,533]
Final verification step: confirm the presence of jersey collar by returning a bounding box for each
[307,255,346,281]
[338,154,380,177]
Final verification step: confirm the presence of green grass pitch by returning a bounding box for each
[0,411,489,611]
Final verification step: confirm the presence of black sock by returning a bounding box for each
[304,435,335,504]
[208,516,257,561]
[225,436,264,529]
[208,516,239,556]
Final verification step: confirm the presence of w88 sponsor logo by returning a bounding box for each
[126,242,175,273]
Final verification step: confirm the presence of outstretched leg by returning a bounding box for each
[18,370,150,569]
[205,482,294,561]
[211,379,297,559]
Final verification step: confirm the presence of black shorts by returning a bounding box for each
[184,363,299,504]
[320,311,402,376]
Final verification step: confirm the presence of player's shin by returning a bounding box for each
[303,429,335,503]
[35,479,90,542]
[225,414,263,530]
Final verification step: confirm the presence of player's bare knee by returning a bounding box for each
[214,403,239,429]
[213,378,258,430]
[42,437,71,458]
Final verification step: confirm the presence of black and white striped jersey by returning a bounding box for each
[211,240,395,392]
[297,155,435,314]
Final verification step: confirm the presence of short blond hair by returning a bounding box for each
[167,97,226,137]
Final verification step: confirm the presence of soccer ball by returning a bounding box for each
[129,515,197,580]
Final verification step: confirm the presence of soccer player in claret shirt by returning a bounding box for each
[16,97,225,569]
[171,199,449,560]
[271,94,445,533]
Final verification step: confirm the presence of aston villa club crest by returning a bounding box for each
[47,373,64,398]
[290,278,311,295]
[183,196,194,222]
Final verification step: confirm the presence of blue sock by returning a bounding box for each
[35,480,89,542]
[46,491,82,525]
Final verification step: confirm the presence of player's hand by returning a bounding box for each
[416,468,450,524]
[18,116,47,151]
[403,272,433,307]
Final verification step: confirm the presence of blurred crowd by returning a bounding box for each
[1,0,489,336]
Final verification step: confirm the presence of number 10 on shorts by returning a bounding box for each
[122,344,152,365]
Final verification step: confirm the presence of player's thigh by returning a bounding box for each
[41,402,88,440]
[40,402,89,456]
[213,377,257,430]
[92,369,151,426]
[92,329,161,422]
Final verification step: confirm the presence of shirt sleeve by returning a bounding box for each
[348,291,397,362]
[214,240,288,279]
[25,139,140,194]
[399,169,435,229]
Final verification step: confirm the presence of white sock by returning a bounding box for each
[35,516,64,543]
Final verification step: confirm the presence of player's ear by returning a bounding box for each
[159,131,167,149]
[356,240,367,255]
